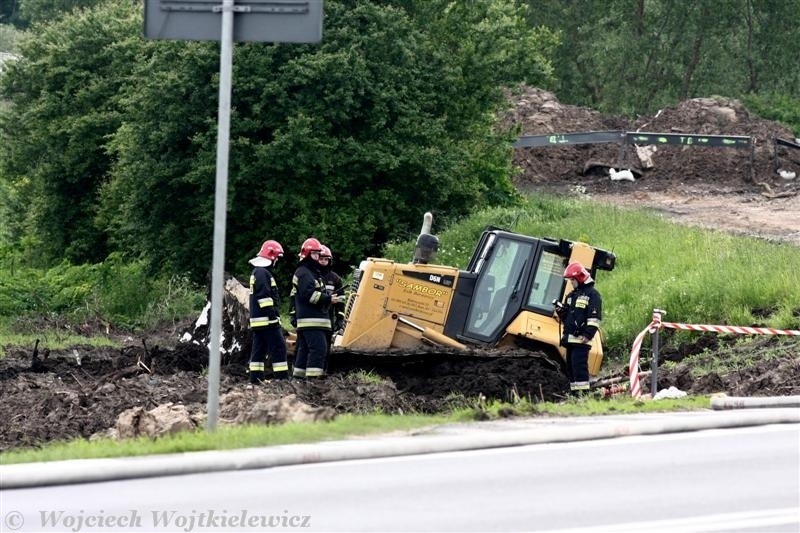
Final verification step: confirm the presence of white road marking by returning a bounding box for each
[538,507,800,533]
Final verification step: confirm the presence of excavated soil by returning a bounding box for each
[2,87,799,452]
[0,340,568,451]
[505,87,800,244]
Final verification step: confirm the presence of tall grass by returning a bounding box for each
[384,194,800,362]
[0,252,205,354]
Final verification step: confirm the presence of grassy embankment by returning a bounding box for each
[1,194,798,463]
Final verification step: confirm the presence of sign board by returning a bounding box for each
[514,131,753,150]
[514,131,625,148]
[515,129,755,182]
[144,0,323,42]
[625,132,751,149]
[775,137,800,150]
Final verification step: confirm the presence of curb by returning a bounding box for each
[2,408,798,489]
[711,395,800,409]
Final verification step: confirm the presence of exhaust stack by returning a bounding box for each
[412,211,439,264]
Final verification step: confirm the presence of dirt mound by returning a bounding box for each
[0,342,219,451]
[656,337,800,397]
[506,86,799,196]
[503,87,627,186]
[506,86,800,245]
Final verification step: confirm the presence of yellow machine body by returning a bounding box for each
[333,229,615,377]
[334,259,465,351]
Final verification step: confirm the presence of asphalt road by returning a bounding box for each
[3,424,798,532]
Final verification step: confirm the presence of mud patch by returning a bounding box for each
[0,342,565,451]
[655,337,800,397]
[0,343,223,451]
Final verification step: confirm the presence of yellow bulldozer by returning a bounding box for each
[332,213,616,379]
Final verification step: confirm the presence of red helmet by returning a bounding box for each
[563,262,591,283]
[319,245,332,259]
[299,237,322,259]
[257,240,284,261]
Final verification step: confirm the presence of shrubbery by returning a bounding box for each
[742,93,800,136]
[0,252,204,331]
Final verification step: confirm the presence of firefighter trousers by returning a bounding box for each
[293,329,329,378]
[566,343,590,384]
[249,326,288,382]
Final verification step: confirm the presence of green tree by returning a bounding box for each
[0,0,144,264]
[0,0,19,24]
[18,0,104,25]
[525,0,800,116]
[101,0,555,281]
[2,0,553,279]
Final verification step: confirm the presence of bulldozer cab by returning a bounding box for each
[460,232,566,342]
[443,229,615,373]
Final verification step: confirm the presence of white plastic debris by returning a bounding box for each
[653,386,687,400]
[609,168,635,182]
[777,169,796,180]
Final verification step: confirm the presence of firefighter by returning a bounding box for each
[248,240,289,383]
[287,244,343,335]
[292,238,343,379]
[318,244,345,335]
[554,262,602,394]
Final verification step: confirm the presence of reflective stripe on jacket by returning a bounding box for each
[293,258,333,331]
[249,266,281,329]
[561,282,602,345]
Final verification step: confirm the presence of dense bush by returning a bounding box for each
[742,93,800,136]
[1,0,553,282]
[0,253,204,330]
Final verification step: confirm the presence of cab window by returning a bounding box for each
[466,238,533,339]
[526,250,568,312]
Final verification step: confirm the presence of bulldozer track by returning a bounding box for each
[327,346,570,402]
[329,346,563,367]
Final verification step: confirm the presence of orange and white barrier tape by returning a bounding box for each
[628,312,662,399]
[627,310,799,398]
[660,322,800,336]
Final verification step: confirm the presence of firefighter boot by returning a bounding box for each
[569,381,591,397]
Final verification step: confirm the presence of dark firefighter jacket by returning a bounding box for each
[557,282,602,345]
[249,266,282,329]
[321,268,345,330]
[292,258,333,330]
